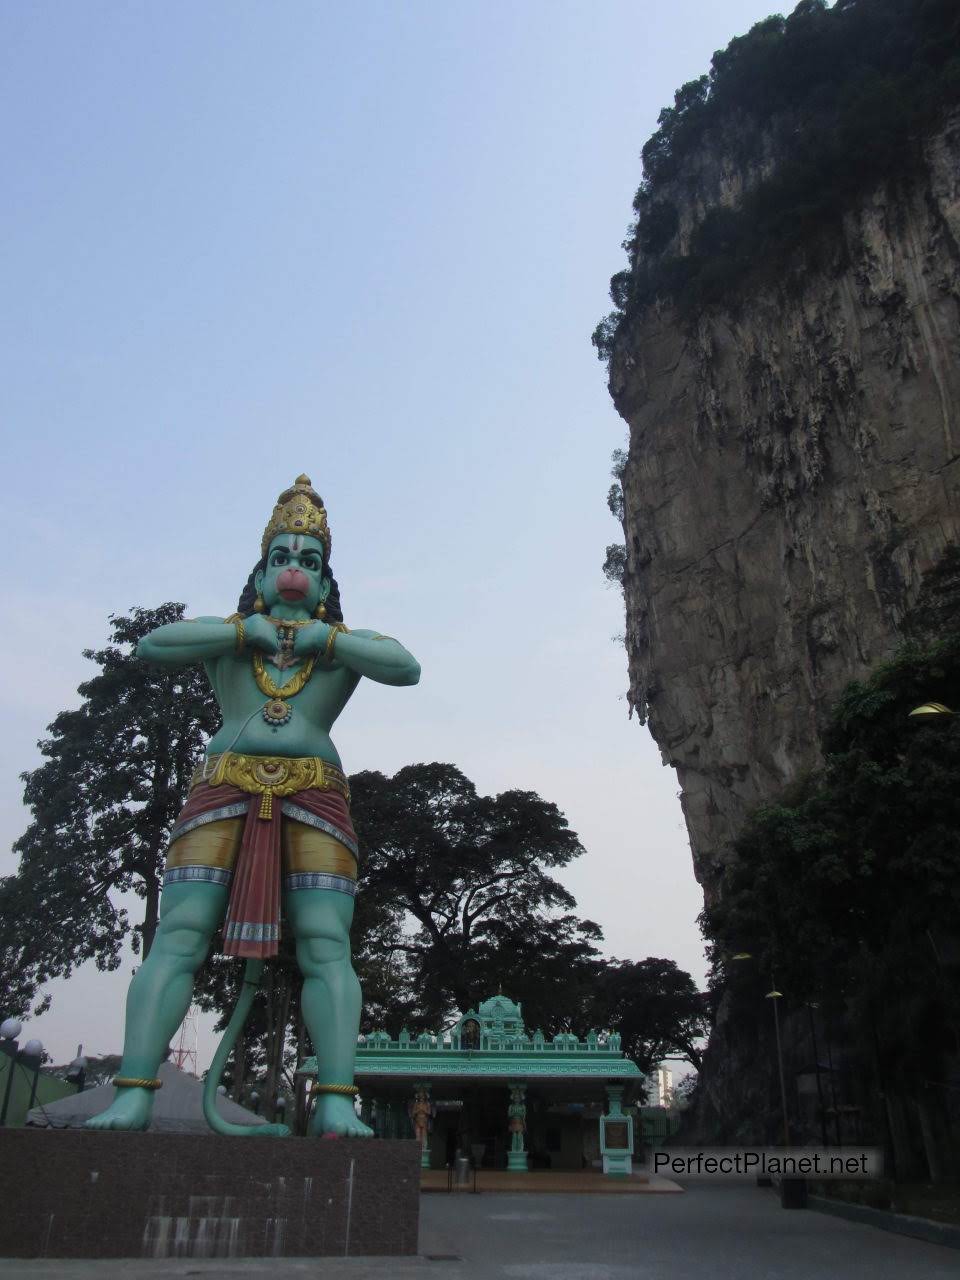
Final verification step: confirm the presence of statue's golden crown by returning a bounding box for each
[261,474,331,558]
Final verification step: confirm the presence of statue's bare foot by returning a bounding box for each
[310,1094,373,1138]
[85,1089,154,1131]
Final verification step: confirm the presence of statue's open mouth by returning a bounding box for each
[277,568,310,603]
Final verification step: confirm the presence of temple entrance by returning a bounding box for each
[424,1088,593,1171]
[430,1086,509,1169]
[305,992,643,1177]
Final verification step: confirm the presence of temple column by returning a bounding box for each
[506,1082,528,1172]
[600,1085,634,1177]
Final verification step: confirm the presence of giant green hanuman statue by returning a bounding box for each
[86,476,421,1137]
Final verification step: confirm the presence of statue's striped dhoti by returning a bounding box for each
[162,752,358,958]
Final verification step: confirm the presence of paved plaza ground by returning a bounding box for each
[3,1184,957,1279]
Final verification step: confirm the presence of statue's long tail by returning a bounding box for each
[202,958,290,1137]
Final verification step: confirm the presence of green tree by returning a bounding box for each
[0,605,220,1017]
[348,762,602,1031]
[587,958,708,1075]
[703,630,960,1175]
[603,447,627,590]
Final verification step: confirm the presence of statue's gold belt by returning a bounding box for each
[192,752,351,820]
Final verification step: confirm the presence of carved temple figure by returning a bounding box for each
[508,1086,527,1152]
[86,476,420,1137]
[410,1086,432,1147]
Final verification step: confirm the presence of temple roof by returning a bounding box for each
[475,994,523,1023]
[298,992,641,1087]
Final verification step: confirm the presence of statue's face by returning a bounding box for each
[255,533,330,614]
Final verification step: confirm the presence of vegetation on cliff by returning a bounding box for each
[701,612,960,1174]
[594,0,960,359]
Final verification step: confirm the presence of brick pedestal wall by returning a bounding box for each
[0,1130,420,1258]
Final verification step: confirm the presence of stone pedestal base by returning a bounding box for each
[507,1149,528,1171]
[0,1130,420,1259]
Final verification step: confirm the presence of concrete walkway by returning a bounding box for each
[3,1184,958,1279]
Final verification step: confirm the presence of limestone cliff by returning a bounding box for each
[608,111,960,894]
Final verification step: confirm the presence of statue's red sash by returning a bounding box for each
[173,782,357,959]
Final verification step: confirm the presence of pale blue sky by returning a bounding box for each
[1,0,779,1064]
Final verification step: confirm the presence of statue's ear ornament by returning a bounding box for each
[261,473,332,559]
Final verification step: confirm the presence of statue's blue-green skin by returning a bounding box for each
[85,533,420,1136]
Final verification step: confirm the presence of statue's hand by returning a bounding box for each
[244,614,281,654]
[293,621,329,658]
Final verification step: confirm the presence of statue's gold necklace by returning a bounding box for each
[252,651,316,727]
[264,615,311,669]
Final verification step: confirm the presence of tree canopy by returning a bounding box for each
[0,605,219,1018]
[585,958,708,1075]
[348,762,604,1032]
[703,630,960,1111]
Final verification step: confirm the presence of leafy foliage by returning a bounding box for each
[603,448,627,590]
[0,606,219,1018]
[197,763,710,1101]
[594,0,960,359]
[703,631,960,1094]
[347,762,603,1032]
[585,958,708,1074]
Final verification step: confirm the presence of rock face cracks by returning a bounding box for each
[608,112,960,895]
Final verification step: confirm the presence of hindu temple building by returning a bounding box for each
[300,993,644,1175]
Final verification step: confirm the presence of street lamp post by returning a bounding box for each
[0,1019,44,1126]
[0,1020,23,1126]
[730,955,806,1208]
[765,984,791,1147]
[274,1095,287,1126]
[907,702,954,719]
[24,1040,44,1111]
[805,1005,829,1149]
[731,955,791,1144]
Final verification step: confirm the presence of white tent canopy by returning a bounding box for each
[26,1061,270,1134]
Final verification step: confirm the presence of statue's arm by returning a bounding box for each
[330,628,421,687]
[136,616,238,667]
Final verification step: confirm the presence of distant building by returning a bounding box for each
[300,993,644,1176]
[649,1064,672,1107]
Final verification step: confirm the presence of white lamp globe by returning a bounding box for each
[22,1039,43,1059]
[0,1018,22,1040]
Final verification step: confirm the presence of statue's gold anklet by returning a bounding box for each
[112,1076,163,1090]
[311,1083,359,1096]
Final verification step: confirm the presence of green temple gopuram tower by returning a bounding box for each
[300,994,643,1176]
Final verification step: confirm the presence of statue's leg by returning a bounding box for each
[286,887,372,1138]
[86,881,227,1131]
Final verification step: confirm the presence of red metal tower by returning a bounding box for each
[170,1005,199,1075]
